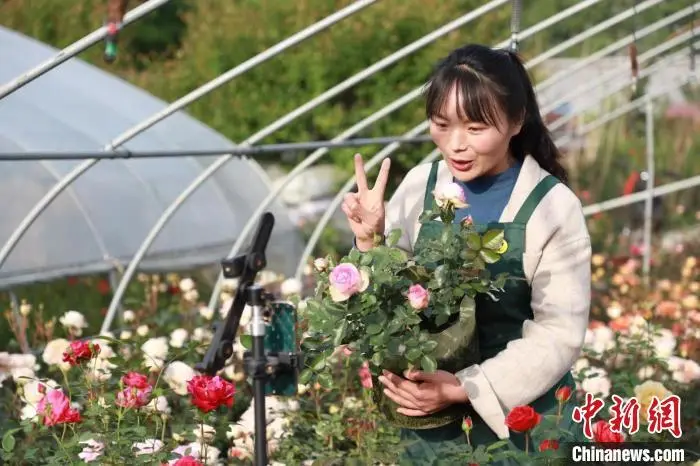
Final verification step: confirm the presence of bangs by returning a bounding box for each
[425,65,505,127]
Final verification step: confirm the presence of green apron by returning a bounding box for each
[396,161,582,465]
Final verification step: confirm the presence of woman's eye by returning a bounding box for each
[468,127,485,132]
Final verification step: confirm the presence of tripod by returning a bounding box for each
[197,212,303,466]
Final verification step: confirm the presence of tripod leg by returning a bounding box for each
[253,333,268,466]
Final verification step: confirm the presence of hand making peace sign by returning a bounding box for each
[341,153,391,251]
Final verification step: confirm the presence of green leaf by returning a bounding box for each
[465,232,481,250]
[386,318,403,335]
[239,334,252,349]
[371,351,383,366]
[360,252,373,266]
[434,265,448,287]
[366,324,383,335]
[420,355,438,372]
[421,339,438,353]
[317,372,333,389]
[299,368,312,384]
[333,319,347,347]
[386,228,403,247]
[348,249,360,262]
[2,430,17,452]
[486,439,510,451]
[482,229,505,250]
[311,354,327,371]
[405,347,422,361]
[479,249,501,264]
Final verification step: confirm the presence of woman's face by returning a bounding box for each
[429,85,522,182]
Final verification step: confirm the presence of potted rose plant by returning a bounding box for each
[300,182,510,423]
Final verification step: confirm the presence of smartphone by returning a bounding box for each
[263,300,300,396]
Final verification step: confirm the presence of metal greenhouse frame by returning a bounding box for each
[0,1,697,333]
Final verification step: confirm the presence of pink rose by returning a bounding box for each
[328,263,369,302]
[407,284,429,310]
[433,182,468,208]
[115,385,152,409]
[37,389,81,426]
[358,361,373,389]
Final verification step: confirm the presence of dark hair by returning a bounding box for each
[424,44,568,184]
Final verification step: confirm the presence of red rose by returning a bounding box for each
[505,405,542,433]
[62,340,100,366]
[172,456,204,466]
[593,420,625,443]
[122,372,150,389]
[187,375,235,413]
[539,439,559,451]
[555,386,572,403]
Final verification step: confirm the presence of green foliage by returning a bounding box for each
[300,194,508,388]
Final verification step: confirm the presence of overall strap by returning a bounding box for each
[512,175,560,224]
[423,161,440,210]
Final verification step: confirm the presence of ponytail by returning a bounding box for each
[505,50,569,185]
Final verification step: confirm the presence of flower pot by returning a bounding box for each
[372,305,480,429]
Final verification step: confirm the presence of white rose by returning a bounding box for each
[280,278,302,297]
[143,395,171,416]
[59,310,88,335]
[122,310,135,322]
[132,439,164,456]
[184,289,199,303]
[120,330,133,340]
[182,442,220,466]
[313,258,328,272]
[606,303,622,319]
[87,358,117,382]
[198,306,214,320]
[580,367,611,398]
[137,325,149,337]
[42,339,70,368]
[652,328,676,359]
[169,328,188,348]
[432,182,468,209]
[193,424,216,443]
[179,278,195,292]
[163,361,197,396]
[141,337,168,361]
[19,301,32,317]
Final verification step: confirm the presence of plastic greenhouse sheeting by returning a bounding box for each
[0,26,303,288]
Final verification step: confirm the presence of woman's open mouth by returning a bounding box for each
[449,159,474,172]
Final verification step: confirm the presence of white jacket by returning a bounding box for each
[384,155,592,439]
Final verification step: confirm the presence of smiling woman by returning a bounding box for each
[344,43,592,464]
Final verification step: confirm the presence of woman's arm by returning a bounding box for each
[455,198,592,438]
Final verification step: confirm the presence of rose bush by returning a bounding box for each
[0,235,697,465]
[300,182,510,394]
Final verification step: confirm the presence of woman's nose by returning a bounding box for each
[450,130,469,152]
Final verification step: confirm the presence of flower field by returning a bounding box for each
[0,238,698,465]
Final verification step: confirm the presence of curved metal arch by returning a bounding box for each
[97,0,515,331]
[223,2,691,307]
[293,36,699,281]
[547,46,692,133]
[0,0,172,100]
[535,4,700,93]
[526,0,668,70]
[0,0,374,280]
[540,28,694,116]
[205,0,609,306]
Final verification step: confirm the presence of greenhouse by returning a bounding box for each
[0,25,303,288]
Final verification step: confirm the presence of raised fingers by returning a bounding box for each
[354,153,369,192]
[342,193,361,223]
[373,157,391,196]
